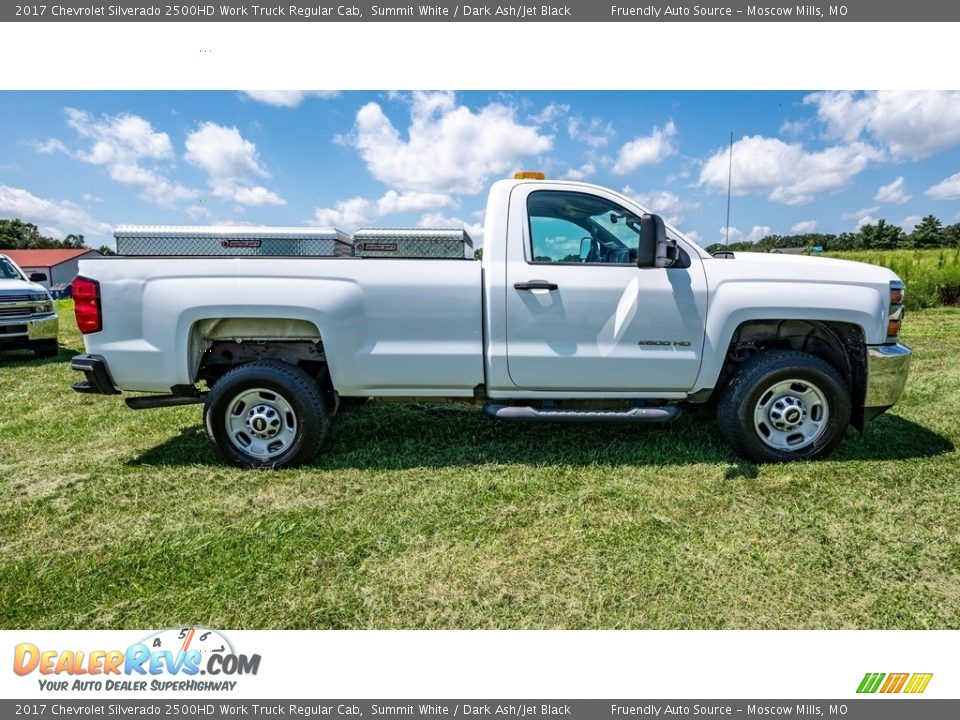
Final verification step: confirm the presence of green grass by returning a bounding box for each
[1,300,959,629]
[825,247,960,308]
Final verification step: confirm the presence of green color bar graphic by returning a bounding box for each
[856,673,885,693]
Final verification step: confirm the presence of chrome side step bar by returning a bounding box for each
[483,403,681,423]
[126,394,206,410]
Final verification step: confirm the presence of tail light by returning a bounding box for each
[72,276,102,334]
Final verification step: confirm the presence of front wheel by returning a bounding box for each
[717,350,851,463]
[204,360,329,469]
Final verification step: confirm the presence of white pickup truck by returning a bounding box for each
[0,253,58,357]
[70,175,911,467]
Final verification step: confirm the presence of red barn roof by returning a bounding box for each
[1,248,100,268]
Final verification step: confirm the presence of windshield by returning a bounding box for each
[0,258,24,280]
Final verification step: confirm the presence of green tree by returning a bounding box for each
[0,219,91,249]
[944,223,960,247]
[858,219,903,249]
[909,215,946,248]
[97,245,117,256]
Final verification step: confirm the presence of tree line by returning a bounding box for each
[706,215,960,254]
[0,219,115,255]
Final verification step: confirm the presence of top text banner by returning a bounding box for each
[6,1,960,23]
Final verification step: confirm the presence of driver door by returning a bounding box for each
[504,186,708,393]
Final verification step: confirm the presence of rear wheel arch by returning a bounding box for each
[187,315,329,378]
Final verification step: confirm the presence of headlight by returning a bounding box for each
[30,292,54,314]
[887,280,904,342]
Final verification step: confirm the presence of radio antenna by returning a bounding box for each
[724,131,733,246]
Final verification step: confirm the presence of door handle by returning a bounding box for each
[514,281,558,291]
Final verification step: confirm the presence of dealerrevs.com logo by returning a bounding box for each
[13,627,261,692]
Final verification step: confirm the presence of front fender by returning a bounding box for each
[693,280,885,393]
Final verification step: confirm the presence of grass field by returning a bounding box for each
[1,300,959,630]
[825,247,960,309]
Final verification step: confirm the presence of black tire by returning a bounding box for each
[204,360,329,469]
[32,340,59,358]
[717,350,850,463]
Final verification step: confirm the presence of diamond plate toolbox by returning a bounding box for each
[114,226,353,257]
[353,228,474,259]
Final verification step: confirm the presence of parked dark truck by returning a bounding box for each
[70,175,911,468]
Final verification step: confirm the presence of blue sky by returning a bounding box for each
[0,90,958,249]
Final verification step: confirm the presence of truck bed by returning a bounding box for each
[78,255,484,396]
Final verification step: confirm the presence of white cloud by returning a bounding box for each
[562,162,596,181]
[745,225,772,243]
[804,91,960,159]
[417,212,484,247]
[66,108,173,162]
[240,90,340,107]
[718,226,742,244]
[531,102,569,124]
[310,197,376,228]
[33,138,68,154]
[344,91,552,195]
[699,135,882,205]
[48,108,198,207]
[901,215,923,232]
[184,122,285,206]
[874,176,912,204]
[925,172,960,200]
[841,206,880,222]
[718,225,772,245]
[228,186,284,206]
[82,193,103,203]
[375,190,456,215]
[567,116,615,149]
[620,186,699,226]
[683,230,702,244]
[612,121,678,175]
[310,190,456,230]
[841,206,885,229]
[185,204,213,221]
[790,220,818,234]
[184,122,267,179]
[0,185,111,239]
[779,119,808,136]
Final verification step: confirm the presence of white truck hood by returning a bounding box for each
[0,278,47,294]
[707,251,900,285]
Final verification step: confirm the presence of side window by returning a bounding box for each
[527,190,640,265]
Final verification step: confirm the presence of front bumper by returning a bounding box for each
[864,343,912,410]
[71,353,120,395]
[0,313,58,347]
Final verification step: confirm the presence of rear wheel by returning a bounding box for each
[717,350,850,463]
[204,360,329,468]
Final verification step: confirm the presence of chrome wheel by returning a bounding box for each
[753,378,829,451]
[224,387,298,460]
